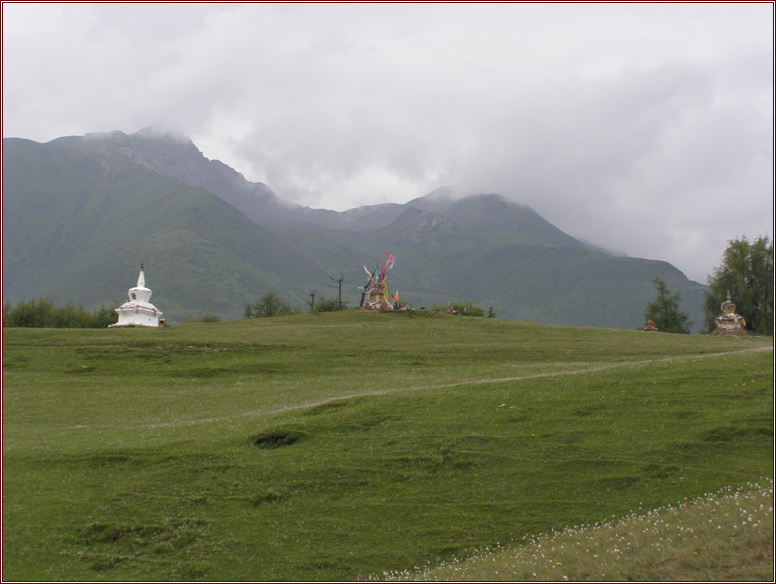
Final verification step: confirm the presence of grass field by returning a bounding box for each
[2,311,773,581]
[384,480,773,581]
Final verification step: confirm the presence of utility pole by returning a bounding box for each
[326,271,347,311]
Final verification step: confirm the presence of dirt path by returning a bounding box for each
[132,345,772,430]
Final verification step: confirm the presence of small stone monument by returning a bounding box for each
[109,264,164,327]
[365,286,389,311]
[712,291,747,336]
[644,320,658,331]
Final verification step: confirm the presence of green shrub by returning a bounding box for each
[244,292,298,318]
[3,298,117,328]
[182,313,222,323]
[432,300,486,316]
[312,297,348,313]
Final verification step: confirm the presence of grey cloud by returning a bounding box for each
[2,3,772,282]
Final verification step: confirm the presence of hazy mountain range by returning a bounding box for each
[2,127,707,329]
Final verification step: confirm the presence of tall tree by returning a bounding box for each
[245,291,296,318]
[703,236,774,335]
[644,277,691,334]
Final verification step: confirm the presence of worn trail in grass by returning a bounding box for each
[60,345,772,431]
[3,312,773,581]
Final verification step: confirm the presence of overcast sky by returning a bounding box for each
[3,3,773,283]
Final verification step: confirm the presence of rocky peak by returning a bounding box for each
[80,127,290,224]
[381,206,455,245]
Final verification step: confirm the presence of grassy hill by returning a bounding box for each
[389,480,773,580]
[2,313,772,581]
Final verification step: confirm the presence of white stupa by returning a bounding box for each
[109,264,163,327]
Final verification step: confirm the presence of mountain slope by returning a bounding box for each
[2,130,708,329]
[274,189,706,329]
[2,137,322,319]
[407,189,587,248]
[70,128,295,225]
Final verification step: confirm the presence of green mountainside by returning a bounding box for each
[274,195,706,328]
[2,137,320,319]
[2,129,707,328]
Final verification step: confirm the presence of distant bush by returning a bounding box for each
[644,277,691,334]
[432,300,487,317]
[182,313,222,323]
[3,298,117,328]
[311,297,349,313]
[197,313,222,323]
[244,292,298,318]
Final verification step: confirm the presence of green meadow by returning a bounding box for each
[2,312,773,581]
